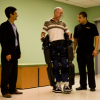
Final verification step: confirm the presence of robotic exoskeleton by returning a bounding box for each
[42,33,75,92]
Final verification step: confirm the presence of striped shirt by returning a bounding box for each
[42,19,70,42]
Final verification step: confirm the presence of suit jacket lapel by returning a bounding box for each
[7,20,15,37]
[7,20,19,45]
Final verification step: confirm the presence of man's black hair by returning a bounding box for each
[5,6,17,19]
[79,12,87,19]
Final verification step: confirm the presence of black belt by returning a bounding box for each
[50,40,65,47]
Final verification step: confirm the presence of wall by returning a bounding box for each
[85,6,100,23]
[0,0,85,73]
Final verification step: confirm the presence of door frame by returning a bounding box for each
[93,18,100,75]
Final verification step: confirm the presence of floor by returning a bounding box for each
[0,75,100,100]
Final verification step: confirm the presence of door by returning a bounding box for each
[95,21,100,75]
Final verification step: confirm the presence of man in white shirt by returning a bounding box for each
[41,7,72,93]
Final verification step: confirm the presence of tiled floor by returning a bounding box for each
[0,75,100,100]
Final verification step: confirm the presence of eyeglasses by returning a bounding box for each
[57,12,63,16]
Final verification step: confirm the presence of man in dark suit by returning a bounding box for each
[0,6,22,98]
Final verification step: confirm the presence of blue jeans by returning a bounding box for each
[50,45,68,82]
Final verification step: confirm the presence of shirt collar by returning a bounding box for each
[80,21,89,27]
[50,18,62,22]
[8,20,16,27]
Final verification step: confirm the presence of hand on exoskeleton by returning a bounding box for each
[40,36,45,42]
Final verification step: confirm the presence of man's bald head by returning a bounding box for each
[54,7,63,14]
[53,7,63,20]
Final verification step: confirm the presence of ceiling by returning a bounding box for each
[55,0,100,8]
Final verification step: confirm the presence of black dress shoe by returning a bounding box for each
[90,88,96,91]
[10,90,23,94]
[76,87,87,90]
[3,93,12,98]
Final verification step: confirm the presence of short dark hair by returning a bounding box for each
[79,12,87,18]
[5,6,17,18]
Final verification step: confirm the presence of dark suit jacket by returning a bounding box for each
[0,20,21,60]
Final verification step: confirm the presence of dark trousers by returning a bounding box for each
[1,50,18,95]
[77,54,96,88]
[50,45,68,82]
